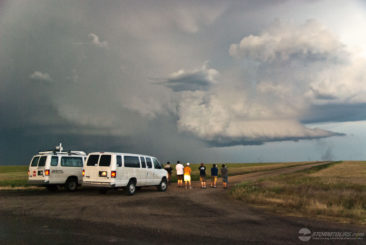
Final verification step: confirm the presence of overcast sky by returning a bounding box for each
[1,0,366,165]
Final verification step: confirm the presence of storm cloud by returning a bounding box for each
[0,0,366,164]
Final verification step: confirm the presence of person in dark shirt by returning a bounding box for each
[211,164,218,188]
[164,162,173,184]
[198,163,207,189]
[221,164,228,189]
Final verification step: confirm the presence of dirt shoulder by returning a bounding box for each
[0,161,364,244]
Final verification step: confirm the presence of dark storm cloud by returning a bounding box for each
[301,103,366,124]
[1,0,365,165]
[204,132,345,147]
[163,63,218,92]
[165,73,213,92]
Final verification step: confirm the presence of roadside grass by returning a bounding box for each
[230,161,366,225]
[0,166,28,187]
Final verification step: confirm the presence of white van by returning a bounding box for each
[82,152,168,195]
[27,144,86,191]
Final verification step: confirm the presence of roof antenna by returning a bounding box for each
[55,143,63,153]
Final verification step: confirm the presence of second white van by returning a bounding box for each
[28,143,86,191]
[82,152,168,195]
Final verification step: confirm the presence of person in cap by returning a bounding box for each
[199,163,207,189]
[164,161,173,184]
[175,161,184,187]
[184,162,192,189]
[221,164,228,189]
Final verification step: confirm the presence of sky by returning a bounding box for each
[0,0,366,165]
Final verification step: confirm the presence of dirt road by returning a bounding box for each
[0,162,364,244]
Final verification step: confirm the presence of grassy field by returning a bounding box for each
[231,161,366,225]
[0,162,316,187]
[0,165,28,187]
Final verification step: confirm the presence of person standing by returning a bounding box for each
[184,162,192,189]
[199,163,207,189]
[211,164,218,188]
[221,164,228,189]
[175,161,184,187]
[164,161,173,184]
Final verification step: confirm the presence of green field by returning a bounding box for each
[0,165,28,187]
[231,161,366,225]
[0,162,315,187]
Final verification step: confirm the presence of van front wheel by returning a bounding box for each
[65,178,78,192]
[158,179,167,192]
[125,181,136,195]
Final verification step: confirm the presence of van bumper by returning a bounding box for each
[28,179,49,185]
[82,181,115,188]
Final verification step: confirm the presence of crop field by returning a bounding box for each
[0,165,28,187]
[231,161,366,225]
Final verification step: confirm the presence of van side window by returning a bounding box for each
[61,157,83,167]
[140,157,146,168]
[146,157,152,168]
[153,158,162,169]
[124,156,140,168]
[87,155,100,166]
[38,156,47,167]
[51,156,58,166]
[116,155,122,167]
[99,155,111,167]
[31,156,40,167]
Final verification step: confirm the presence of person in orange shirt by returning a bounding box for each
[184,162,192,189]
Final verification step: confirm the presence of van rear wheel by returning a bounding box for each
[65,178,78,192]
[158,179,167,192]
[125,180,136,195]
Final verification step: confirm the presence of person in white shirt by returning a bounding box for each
[175,161,184,188]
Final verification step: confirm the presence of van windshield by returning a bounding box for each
[31,156,39,167]
[87,155,100,166]
[99,155,111,167]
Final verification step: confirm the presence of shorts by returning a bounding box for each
[184,175,191,182]
[222,176,228,183]
[200,176,206,182]
[177,175,183,181]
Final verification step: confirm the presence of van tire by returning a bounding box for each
[65,177,78,192]
[46,185,58,192]
[158,178,167,192]
[125,180,136,195]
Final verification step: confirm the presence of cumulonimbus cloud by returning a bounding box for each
[229,20,346,63]
[170,20,366,146]
[176,90,342,146]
